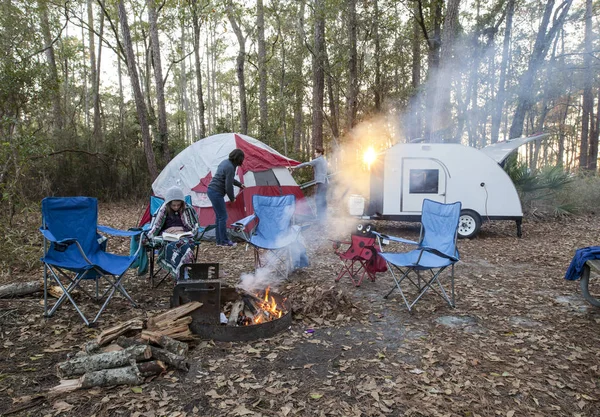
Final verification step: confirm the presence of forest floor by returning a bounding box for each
[1,201,600,417]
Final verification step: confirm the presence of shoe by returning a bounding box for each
[217,241,237,247]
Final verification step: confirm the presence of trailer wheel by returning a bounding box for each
[457,210,481,239]
[580,264,600,307]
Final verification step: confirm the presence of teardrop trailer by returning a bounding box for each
[351,134,548,238]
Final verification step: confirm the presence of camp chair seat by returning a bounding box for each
[233,194,308,278]
[41,197,142,326]
[375,199,461,312]
[333,232,386,287]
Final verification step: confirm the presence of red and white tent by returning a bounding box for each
[142,133,312,226]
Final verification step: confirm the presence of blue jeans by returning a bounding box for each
[207,188,228,244]
[316,182,328,222]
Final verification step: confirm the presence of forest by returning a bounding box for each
[1,0,599,212]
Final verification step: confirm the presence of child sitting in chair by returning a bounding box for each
[146,186,199,280]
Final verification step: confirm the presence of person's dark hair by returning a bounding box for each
[166,199,185,216]
[315,147,324,155]
[229,149,245,166]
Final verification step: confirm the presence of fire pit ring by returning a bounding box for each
[173,283,292,342]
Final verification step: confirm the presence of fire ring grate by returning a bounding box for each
[172,283,291,342]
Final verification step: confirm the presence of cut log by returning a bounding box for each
[140,331,189,356]
[228,301,244,326]
[47,285,64,298]
[154,315,193,330]
[147,301,202,330]
[81,364,143,388]
[56,345,151,378]
[166,329,195,342]
[116,337,189,372]
[96,318,143,346]
[137,360,167,377]
[83,341,101,355]
[0,281,42,298]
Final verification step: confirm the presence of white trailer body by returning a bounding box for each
[363,135,547,238]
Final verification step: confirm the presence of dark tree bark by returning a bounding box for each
[311,0,325,150]
[509,0,573,140]
[491,0,514,144]
[582,0,594,170]
[408,0,422,140]
[373,0,382,112]
[87,0,99,142]
[118,0,158,180]
[325,50,339,140]
[292,0,305,154]
[148,0,169,162]
[346,0,358,131]
[191,2,206,139]
[38,0,63,130]
[257,0,268,142]
[227,2,248,135]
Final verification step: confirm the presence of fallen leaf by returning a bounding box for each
[310,393,323,400]
[130,386,143,394]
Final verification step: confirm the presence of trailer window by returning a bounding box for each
[409,169,439,194]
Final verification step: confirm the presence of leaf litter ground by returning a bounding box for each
[0,201,599,416]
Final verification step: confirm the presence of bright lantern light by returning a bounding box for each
[363,147,377,168]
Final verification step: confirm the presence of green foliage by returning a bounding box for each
[504,155,575,217]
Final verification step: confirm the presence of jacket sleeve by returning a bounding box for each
[295,159,316,169]
[182,206,199,231]
[225,168,236,201]
[233,179,243,188]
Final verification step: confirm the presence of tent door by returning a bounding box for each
[401,158,447,212]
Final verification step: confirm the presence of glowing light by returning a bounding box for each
[363,147,377,169]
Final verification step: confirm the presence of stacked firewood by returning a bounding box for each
[50,302,202,393]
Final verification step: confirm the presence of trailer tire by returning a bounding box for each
[580,264,600,307]
[458,210,481,239]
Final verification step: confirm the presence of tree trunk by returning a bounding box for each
[311,0,325,150]
[148,0,169,162]
[581,0,593,170]
[432,0,461,141]
[227,3,248,135]
[87,0,101,143]
[325,51,339,141]
[424,0,442,139]
[257,0,268,142]
[373,0,381,112]
[491,0,514,144]
[346,0,358,131]
[95,2,104,141]
[408,0,422,140]
[38,0,63,130]
[589,86,600,172]
[509,0,573,139]
[292,0,305,155]
[191,2,206,139]
[118,0,158,180]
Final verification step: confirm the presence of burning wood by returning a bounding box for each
[227,287,287,326]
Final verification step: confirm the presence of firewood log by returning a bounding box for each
[147,302,202,330]
[136,360,167,377]
[228,301,244,326]
[56,345,151,378]
[116,336,189,372]
[50,363,143,393]
[96,318,143,346]
[0,281,42,298]
[140,331,189,356]
[153,315,193,331]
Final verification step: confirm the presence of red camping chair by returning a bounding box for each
[333,231,387,287]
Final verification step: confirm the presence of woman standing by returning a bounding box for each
[207,149,245,247]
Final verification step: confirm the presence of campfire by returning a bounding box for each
[227,287,287,326]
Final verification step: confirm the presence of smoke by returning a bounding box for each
[238,266,283,293]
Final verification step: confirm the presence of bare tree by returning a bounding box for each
[509,0,573,140]
[190,0,206,139]
[257,0,268,142]
[227,2,248,134]
[292,0,305,155]
[118,0,158,180]
[148,0,169,161]
[38,0,63,130]
[346,0,357,131]
[582,0,594,170]
[311,0,325,150]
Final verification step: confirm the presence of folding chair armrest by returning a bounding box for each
[39,228,76,245]
[98,225,142,237]
[232,214,256,231]
[373,232,418,245]
[418,246,459,262]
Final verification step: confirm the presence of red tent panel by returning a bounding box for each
[235,134,299,173]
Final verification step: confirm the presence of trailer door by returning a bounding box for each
[401,158,447,212]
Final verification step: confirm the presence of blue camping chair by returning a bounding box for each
[374,199,461,312]
[144,195,214,287]
[233,195,308,278]
[40,197,143,326]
